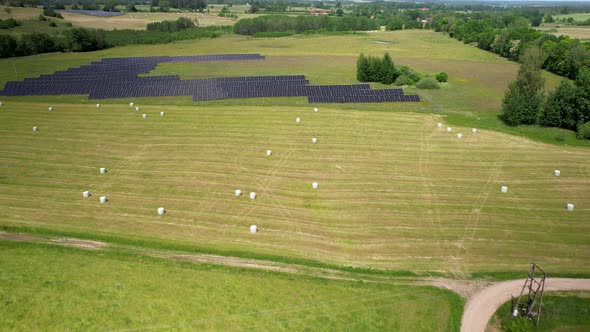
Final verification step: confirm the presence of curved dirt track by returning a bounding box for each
[461,278,590,332]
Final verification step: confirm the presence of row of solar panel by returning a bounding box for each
[308,95,420,103]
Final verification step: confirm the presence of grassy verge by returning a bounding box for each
[445,111,590,147]
[0,240,464,331]
[489,291,590,331]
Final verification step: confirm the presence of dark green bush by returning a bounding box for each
[436,72,448,83]
[578,122,590,139]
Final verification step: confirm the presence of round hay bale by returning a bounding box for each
[48,106,53,111]
[32,126,38,131]
[296,117,300,123]
[447,127,452,132]
[96,104,101,108]
[314,107,318,112]
[266,150,272,156]
[99,196,107,204]
[82,191,90,198]
[472,128,477,134]
[135,106,140,111]
[235,189,242,197]
[250,225,258,233]
[437,123,442,128]
[99,167,107,174]
[554,170,560,177]
[142,114,147,119]
[501,186,508,193]
[0,102,4,106]
[158,207,166,215]
[130,102,134,107]
[312,137,318,144]
[312,182,319,189]
[249,192,256,200]
[457,133,462,139]
[566,203,574,211]
[160,111,165,116]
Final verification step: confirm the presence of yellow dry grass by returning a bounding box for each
[60,11,235,30]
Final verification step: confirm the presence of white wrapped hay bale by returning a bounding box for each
[457,133,462,139]
[472,128,477,134]
[554,170,560,177]
[135,106,140,111]
[313,107,318,112]
[32,126,38,131]
[82,191,90,198]
[312,182,319,189]
[296,117,300,123]
[249,192,256,200]
[250,225,258,233]
[142,114,147,119]
[312,137,318,144]
[566,203,574,211]
[130,102,134,107]
[0,101,4,106]
[158,207,166,215]
[99,196,107,203]
[235,189,242,197]
[160,111,165,116]
[266,150,272,156]
[99,167,107,174]
[96,104,101,108]
[48,106,53,111]
[447,127,452,132]
[437,123,442,128]
[501,186,508,193]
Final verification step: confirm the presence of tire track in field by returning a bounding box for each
[418,116,443,258]
[239,144,296,220]
[452,156,504,276]
[93,144,149,193]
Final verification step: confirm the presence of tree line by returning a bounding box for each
[0,23,229,58]
[502,47,590,139]
[431,12,590,81]
[234,15,380,35]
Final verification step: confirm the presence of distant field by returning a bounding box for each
[0,31,588,277]
[60,11,236,29]
[0,241,463,331]
[554,13,590,22]
[537,26,590,41]
[0,5,239,29]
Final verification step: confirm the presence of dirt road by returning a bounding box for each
[461,278,590,332]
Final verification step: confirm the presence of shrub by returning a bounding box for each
[416,77,440,89]
[394,75,414,86]
[578,122,590,139]
[436,72,448,83]
[49,21,57,27]
[39,14,47,21]
[0,18,20,29]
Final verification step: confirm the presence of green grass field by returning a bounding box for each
[488,291,590,331]
[554,13,590,22]
[0,31,588,278]
[0,240,463,331]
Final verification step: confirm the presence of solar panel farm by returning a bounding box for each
[1,28,589,331]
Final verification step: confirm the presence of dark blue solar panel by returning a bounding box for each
[0,54,419,104]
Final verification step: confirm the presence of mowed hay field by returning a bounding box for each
[0,101,589,275]
[0,31,588,276]
[0,241,463,331]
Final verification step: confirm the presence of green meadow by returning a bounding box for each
[0,28,589,331]
[0,241,463,331]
